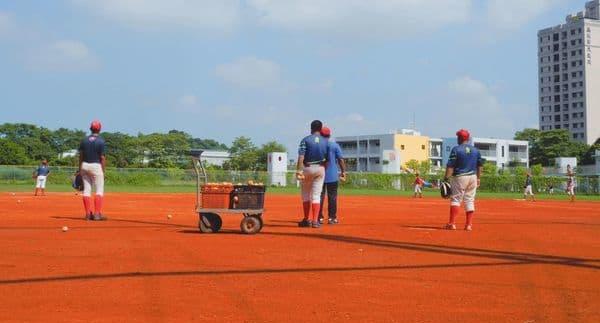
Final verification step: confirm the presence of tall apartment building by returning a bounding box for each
[538,0,600,145]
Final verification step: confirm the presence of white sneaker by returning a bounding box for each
[465,225,473,231]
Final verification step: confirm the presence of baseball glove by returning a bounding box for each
[72,174,84,191]
[440,181,452,199]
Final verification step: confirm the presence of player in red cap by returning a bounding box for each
[78,120,107,220]
[443,129,484,231]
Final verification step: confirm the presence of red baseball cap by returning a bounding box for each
[321,126,331,137]
[456,129,470,142]
[90,120,102,133]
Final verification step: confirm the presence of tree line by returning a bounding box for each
[514,129,599,166]
[0,123,286,170]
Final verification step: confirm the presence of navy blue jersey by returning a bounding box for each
[36,165,50,176]
[298,134,329,165]
[525,176,532,186]
[446,144,483,176]
[79,135,105,163]
[324,141,343,183]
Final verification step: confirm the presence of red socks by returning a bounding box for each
[466,211,474,226]
[83,197,92,215]
[311,203,320,223]
[448,206,460,224]
[302,201,311,220]
[94,195,103,215]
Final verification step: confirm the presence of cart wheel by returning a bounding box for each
[240,215,262,234]
[199,213,222,233]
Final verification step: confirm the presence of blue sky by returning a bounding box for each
[0,0,589,152]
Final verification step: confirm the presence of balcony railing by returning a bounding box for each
[508,152,528,160]
[479,150,496,157]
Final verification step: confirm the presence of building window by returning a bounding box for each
[421,145,425,150]
[401,145,405,150]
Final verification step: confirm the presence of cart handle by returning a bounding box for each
[190,150,208,210]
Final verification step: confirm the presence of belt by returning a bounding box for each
[304,161,326,167]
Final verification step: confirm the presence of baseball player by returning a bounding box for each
[296,120,329,228]
[413,173,424,198]
[523,173,536,202]
[79,120,107,221]
[444,129,484,231]
[566,165,576,202]
[33,159,50,196]
[317,127,346,225]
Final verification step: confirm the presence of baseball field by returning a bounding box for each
[0,190,598,323]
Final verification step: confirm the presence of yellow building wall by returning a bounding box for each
[393,134,430,166]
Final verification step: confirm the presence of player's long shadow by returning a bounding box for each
[51,216,195,229]
[0,260,526,285]
[259,231,600,270]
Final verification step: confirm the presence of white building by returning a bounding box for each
[267,152,287,186]
[438,138,529,169]
[201,150,231,167]
[538,0,600,145]
[335,131,528,174]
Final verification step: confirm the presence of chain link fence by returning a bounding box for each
[1,165,598,195]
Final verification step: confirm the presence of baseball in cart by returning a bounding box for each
[191,150,266,234]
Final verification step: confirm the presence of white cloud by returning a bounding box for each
[26,40,99,71]
[248,0,472,39]
[0,11,16,36]
[215,57,282,89]
[71,0,240,32]
[345,113,365,123]
[485,0,566,31]
[428,76,533,138]
[179,94,198,107]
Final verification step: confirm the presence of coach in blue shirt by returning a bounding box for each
[318,127,346,224]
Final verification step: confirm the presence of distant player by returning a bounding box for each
[79,120,107,221]
[33,159,50,196]
[317,127,346,225]
[444,129,484,231]
[566,165,576,202]
[523,173,536,202]
[547,184,554,195]
[296,120,329,228]
[413,173,424,198]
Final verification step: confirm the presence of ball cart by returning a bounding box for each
[191,150,265,234]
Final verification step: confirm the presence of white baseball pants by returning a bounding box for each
[301,165,325,203]
[450,175,478,212]
[81,162,104,197]
[36,176,47,189]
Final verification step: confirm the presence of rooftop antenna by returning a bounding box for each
[408,112,416,130]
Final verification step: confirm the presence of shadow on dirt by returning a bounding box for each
[0,261,525,285]
[259,231,600,270]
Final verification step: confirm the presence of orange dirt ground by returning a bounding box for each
[0,192,598,323]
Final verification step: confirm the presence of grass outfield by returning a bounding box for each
[1,183,598,201]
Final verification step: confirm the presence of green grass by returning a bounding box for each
[1,183,599,201]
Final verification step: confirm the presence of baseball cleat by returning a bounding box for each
[328,218,339,225]
[311,221,321,228]
[318,217,324,224]
[444,224,457,230]
[93,214,107,221]
[465,225,473,231]
[85,213,94,221]
[298,219,310,227]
